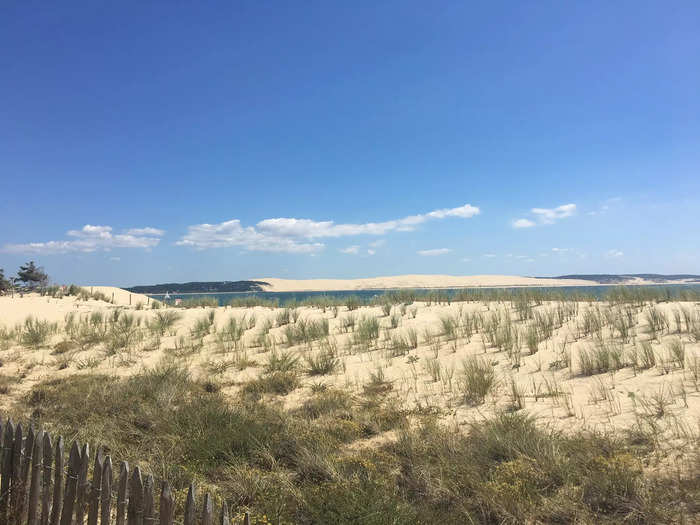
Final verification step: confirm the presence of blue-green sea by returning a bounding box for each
[146,283,700,307]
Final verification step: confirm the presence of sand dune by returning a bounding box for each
[0,286,154,325]
[255,274,597,292]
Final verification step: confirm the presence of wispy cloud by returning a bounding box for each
[417,248,451,256]
[126,227,165,236]
[2,225,165,254]
[483,253,496,258]
[512,203,576,228]
[340,245,360,254]
[178,203,479,252]
[606,249,624,258]
[512,218,536,229]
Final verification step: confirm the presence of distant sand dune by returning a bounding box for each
[254,274,598,292]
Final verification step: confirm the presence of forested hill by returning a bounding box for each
[545,274,700,284]
[126,280,270,294]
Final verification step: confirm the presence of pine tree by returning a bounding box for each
[0,268,9,293]
[16,261,49,289]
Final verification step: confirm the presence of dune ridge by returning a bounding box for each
[254,274,598,292]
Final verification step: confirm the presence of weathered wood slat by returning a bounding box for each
[100,457,112,525]
[183,484,196,525]
[127,466,143,525]
[75,442,90,524]
[27,430,44,525]
[9,422,23,525]
[18,426,36,524]
[40,432,53,525]
[158,483,174,525]
[0,420,15,520]
[201,493,213,525]
[49,437,64,525]
[219,502,229,525]
[115,462,129,525]
[87,447,104,525]
[59,440,82,525]
[142,474,154,524]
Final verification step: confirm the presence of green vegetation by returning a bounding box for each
[13,367,698,523]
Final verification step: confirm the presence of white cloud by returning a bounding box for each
[340,245,360,254]
[532,203,576,223]
[551,247,568,252]
[176,219,323,253]
[126,227,165,236]
[512,218,536,229]
[369,239,386,248]
[179,203,480,252]
[367,249,376,255]
[255,203,479,238]
[483,253,496,258]
[513,203,576,228]
[417,248,451,256]
[2,224,164,254]
[606,249,624,258]
[462,257,471,262]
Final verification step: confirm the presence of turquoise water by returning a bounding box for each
[147,283,700,306]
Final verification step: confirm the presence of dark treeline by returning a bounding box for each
[126,281,270,294]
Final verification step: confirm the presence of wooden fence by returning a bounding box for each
[0,420,251,525]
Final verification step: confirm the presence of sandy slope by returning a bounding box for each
[0,286,154,325]
[0,290,698,441]
[255,274,597,292]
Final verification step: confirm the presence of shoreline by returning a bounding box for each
[140,281,700,296]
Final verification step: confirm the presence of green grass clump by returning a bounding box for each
[19,316,57,348]
[459,356,496,404]
[241,371,301,397]
[305,349,340,376]
[147,310,182,336]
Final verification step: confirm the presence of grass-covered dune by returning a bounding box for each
[15,362,699,524]
[2,285,699,522]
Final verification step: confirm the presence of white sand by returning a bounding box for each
[1,288,698,446]
[255,274,597,292]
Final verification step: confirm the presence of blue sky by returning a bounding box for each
[1,1,699,286]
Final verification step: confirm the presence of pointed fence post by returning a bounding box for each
[219,502,229,525]
[158,483,174,525]
[40,432,53,525]
[87,448,104,525]
[9,423,23,524]
[183,484,196,525]
[17,425,35,523]
[115,462,129,525]
[75,442,90,524]
[100,457,112,525]
[59,441,82,525]
[27,430,44,525]
[143,474,155,524]
[201,493,213,525]
[0,420,15,520]
[49,437,64,525]
[127,466,143,525]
